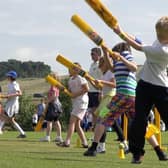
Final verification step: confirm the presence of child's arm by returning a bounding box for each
[102,45,137,72]
[102,45,115,72]
[119,54,137,72]
[71,83,89,98]
[85,76,102,90]
[5,90,22,99]
[95,78,116,88]
[113,25,143,51]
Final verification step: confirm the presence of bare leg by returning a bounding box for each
[55,120,62,138]
[65,115,76,145]
[147,135,168,160]
[75,119,88,146]
[46,121,52,136]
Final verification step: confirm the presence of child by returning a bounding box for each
[33,97,47,130]
[113,16,168,163]
[89,57,116,153]
[0,70,26,138]
[84,42,137,157]
[40,72,63,142]
[58,63,89,147]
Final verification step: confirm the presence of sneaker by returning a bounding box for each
[17,134,26,138]
[131,154,144,164]
[56,141,70,147]
[121,141,129,154]
[55,137,63,143]
[40,136,50,142]
[96,145,106,153]
[158,151,168,161]
[0,130,3,135]
[82,144,89,148]
[83,147,97,156]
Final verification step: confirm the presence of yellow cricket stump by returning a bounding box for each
[118,143,125,159]
[76,137,81,148]
[123,113,128,140]
[154,108,167,150]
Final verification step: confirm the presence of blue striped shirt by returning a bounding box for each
[113,51,137,96]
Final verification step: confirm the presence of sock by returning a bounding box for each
[13,121,25,135]
[99,131,106,143]
[90,142,98,151]
[0,120,5,130]
[99,142,106,150]
[154,146,164,157]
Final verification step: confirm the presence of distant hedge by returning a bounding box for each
[0,59,51,79]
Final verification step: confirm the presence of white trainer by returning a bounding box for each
[96,142,106,153]
[55,136,63,143]
[0,130,3,135]
[40,136,50,142]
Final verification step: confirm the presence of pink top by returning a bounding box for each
[48,86,59,99]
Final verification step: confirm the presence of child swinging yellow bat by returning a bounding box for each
[56,54,103,89]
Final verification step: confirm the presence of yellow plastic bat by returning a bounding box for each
[45,75,72,97]
[71,14,120,60]
[34,106,48,132]
[85,0,118,29]
[56,54,103,88]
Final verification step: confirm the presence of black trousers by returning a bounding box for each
[129,80,168,155]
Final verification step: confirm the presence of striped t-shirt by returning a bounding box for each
[113,51,137,96]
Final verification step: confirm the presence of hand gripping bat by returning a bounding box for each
[71,14,120,60]
[45,75,72,97]
[56,54,103,89]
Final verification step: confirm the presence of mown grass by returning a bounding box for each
[0,131,167,168]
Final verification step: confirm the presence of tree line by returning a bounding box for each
[0,59,51,79]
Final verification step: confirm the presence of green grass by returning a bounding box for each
[0,131,167,168]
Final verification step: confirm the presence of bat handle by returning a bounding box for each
[64,89,72,97]
[101,43,120,61]
[85,73,103,89]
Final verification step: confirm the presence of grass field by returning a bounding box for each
[0,131,167,168]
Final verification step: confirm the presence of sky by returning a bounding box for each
[0,0,168,75]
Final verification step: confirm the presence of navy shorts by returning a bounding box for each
[88,92,100,108]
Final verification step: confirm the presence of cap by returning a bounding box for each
[6,70,18,79]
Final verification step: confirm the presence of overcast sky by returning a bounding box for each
[0,0,168,75]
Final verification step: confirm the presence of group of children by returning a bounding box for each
[0,15,168,165]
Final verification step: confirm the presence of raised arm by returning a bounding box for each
[113,25,143,51]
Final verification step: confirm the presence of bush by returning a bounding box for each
[16,93,36,131]
[59,78,72,131]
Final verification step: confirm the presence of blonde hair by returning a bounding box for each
[155,16,168,38]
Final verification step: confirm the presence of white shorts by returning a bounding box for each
[71,107,87,120]
[5,100,19,118]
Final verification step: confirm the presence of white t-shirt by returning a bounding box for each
[5,81,21,117]
[88,61,102,92]
[68,75,89,109]
[140,40,168,87]
[100,70,115,96]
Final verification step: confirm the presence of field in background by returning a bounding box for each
[0,78,49,97]
[0,131,167,168]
